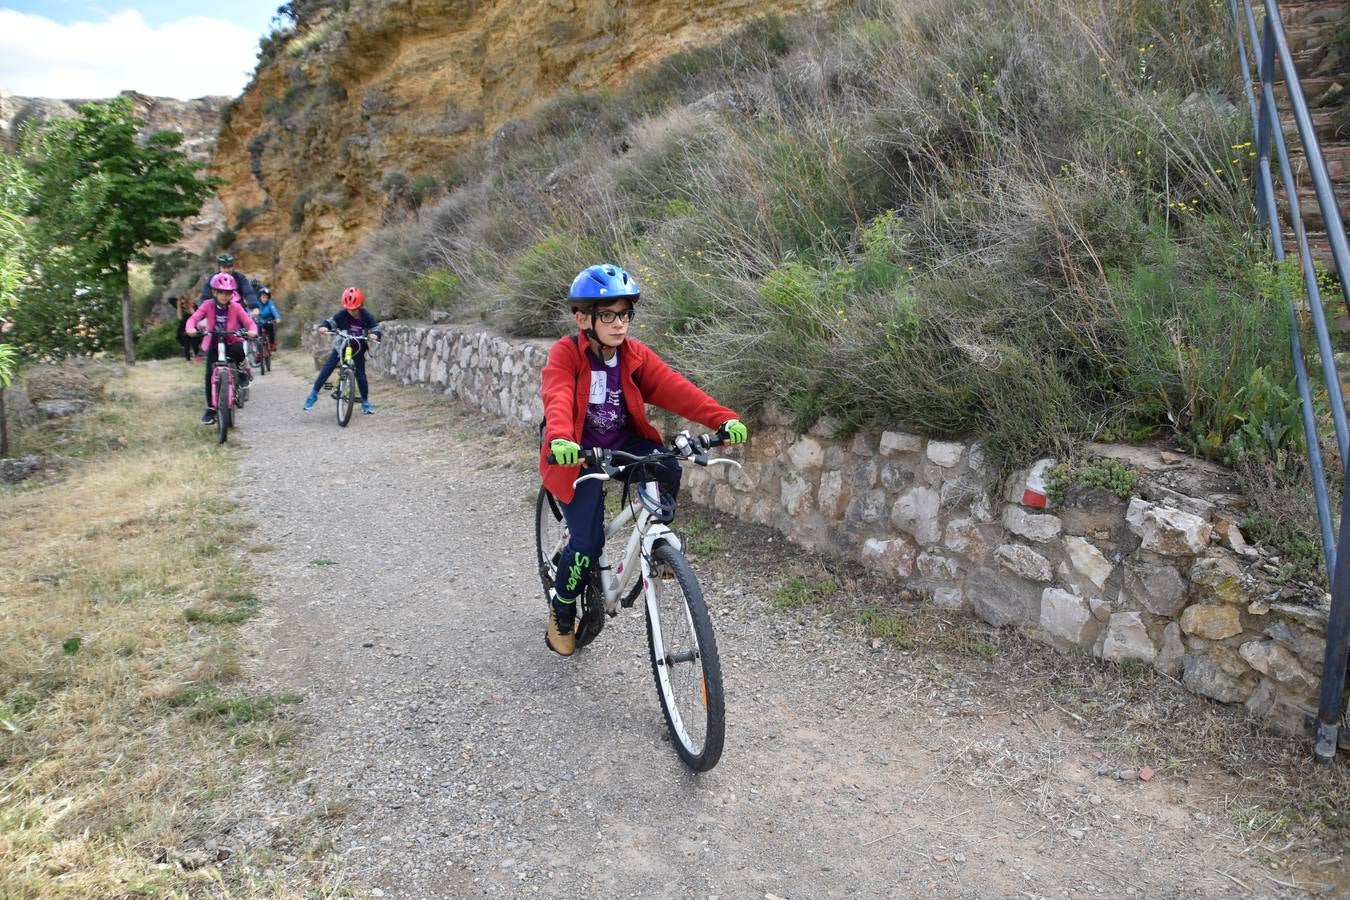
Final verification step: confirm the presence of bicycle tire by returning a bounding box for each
[646,540,725,772]
[533,486,604,648]
[534,487,566,597]
[336,368,354,427]
[214,368,230,445]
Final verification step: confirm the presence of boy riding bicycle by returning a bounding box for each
[304,286,382,414]
[540,263,748,656]
[252,285,281,351]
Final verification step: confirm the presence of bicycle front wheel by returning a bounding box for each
[646,540,725,772]
[336,368,354,427]
[214,368,231,444]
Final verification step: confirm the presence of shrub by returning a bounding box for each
[134,320,181,360]
[493,233,599,337]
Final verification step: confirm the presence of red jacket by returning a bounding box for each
[539,332,738,503]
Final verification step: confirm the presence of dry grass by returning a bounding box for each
[0,363,337,898]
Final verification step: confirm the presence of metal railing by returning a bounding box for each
[1230,0,1350,762]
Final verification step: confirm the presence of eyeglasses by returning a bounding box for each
[593,308,635,324]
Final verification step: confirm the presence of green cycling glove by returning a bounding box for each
[550,438,581,466]
[722,419,748,445]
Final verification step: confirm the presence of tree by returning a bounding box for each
[0,150,29,456]
[0,151,27,386]
[21,96,220,364]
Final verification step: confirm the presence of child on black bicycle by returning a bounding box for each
[252,285,281,351]
[186,272,258,425]
[539,264,748,656]
[305,286,382,414]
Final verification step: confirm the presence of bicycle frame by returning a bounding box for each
[572,445,741,618]
[210,336,235,410]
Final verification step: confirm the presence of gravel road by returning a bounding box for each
[228,361,1313,899]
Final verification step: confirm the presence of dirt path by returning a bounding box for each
[227,360,1325,898]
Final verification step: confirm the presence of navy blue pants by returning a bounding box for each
[553,434,681,605]
[312,348,368,401]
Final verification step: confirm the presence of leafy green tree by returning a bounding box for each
[19,96,219,364]
[0,151,27,385]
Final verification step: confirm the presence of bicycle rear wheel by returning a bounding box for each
[646,540,724,771]
[534,486,604,649]
[336,368,354,427]
[214,368,231,445]
[534,487,566,598]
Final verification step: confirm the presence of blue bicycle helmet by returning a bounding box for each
[568,264,640,311]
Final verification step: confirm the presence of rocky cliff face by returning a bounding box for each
[211,0,838,297]
[1,90,230,254]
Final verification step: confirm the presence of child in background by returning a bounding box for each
[253,286,281,350]
[185,273,258,425]
[304,286,382,414]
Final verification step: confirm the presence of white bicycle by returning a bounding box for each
[535,430,741,771]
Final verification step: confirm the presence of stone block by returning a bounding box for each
[1182,654,1252,704]
[931,585,965,609]
[713,484,736,512]
[788,436,825,470]
[927,440,965,468]
[780,471,814,516]
[1121,553,1187,617]
[850,432,879,456]
[879,461,915,494]
[943,518,990,561]
[817,470,850,520]
[1140,506,1212,556]
[1238,640,1317,689]
[861,536,919,578]
[995,543,1053,583]
[846,489,888,527]
[880,430,924,455]
[1154,622,1185,677]
[1040,588,1098,648]
[1003,506,1063,542]
[917,552,960,581]
[1065,536,1113,590]
[1101,612,1156,663]
[1179,603,1242,640]
[1089,596,1115,622]
[1189,553,1256,605]
[846,457,879,492]
[967,567,1039,628]
[891,486,941,545]
[1125,497,1150,535]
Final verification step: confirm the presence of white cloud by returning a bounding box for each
[0,9,257,99]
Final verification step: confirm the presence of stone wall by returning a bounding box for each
[354,321,1333,732]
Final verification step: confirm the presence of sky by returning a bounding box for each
[0,0,282,100]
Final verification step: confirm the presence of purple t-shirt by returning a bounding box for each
[580,348,630,450]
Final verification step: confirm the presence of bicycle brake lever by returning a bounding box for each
[573,472,612,488]
[704,458,743,470]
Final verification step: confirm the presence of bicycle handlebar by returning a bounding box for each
[548,429,743,487]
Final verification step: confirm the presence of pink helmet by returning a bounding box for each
[209,272,237,292]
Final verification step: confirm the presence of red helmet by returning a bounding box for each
[341,287,364,310]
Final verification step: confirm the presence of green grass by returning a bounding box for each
[857,605,914,648]
[189,692,303,727]
[772,576,836,610]
[184,591,262,625]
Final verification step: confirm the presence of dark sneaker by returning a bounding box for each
[200,407,216,425]
[545,607,576,656]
